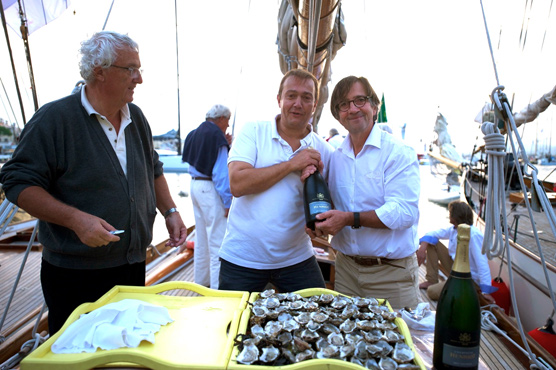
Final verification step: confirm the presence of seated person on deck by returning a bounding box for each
[416,200,496,303]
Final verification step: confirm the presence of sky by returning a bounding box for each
[1,0,556,157]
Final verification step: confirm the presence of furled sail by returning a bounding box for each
[277,0,346,130]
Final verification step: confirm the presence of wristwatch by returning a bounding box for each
[352,212,361,229]
[164,207,179,219]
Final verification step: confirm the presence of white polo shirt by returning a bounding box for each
[219,116,333,269]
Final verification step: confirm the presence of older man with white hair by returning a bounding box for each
[181,104,232,289]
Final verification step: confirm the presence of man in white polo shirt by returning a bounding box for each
[218,69,333,292]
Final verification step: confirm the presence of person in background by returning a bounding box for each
[181,104,232,289]
[417,200,496,303]
[218,69,334,292]
[306,75,421,309]
[327,127,343,149]
[0,31,187,334]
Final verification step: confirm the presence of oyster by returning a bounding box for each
[327,332,344,347]
[250,324,265,337]
[294,312,311,325]
[252,305,269,317]
[281,348,295,363]
[375,339,394,357]
[259,345,280,363]
[384,329,405,343]
[236,343,259,365]
[305,301,320,311]
[392,342,415,363]
[260,289,275,298]
[330,295,350,309]
[311,310,329,323]
[339,318,356,333]
[295,348,315,362]
[282,318,300,332]
[362,329,383,343]
[365,357,380,370]
[277,331,292,346]
[319,293,335,304]
[340,343,355,358]
[264,320,282,338]
[293,336,312,352]
[321,322,341,335]
[265,297,281,309]
[379,356,399,369]
[306,319,322,332]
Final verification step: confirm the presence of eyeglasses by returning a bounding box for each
[337,96,370,112]
[110,65,143,77]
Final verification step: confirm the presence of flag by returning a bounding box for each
[2,0,70,37]
[377,93,387,123]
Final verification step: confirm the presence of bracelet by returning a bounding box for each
[164,207,178,218]
[351,212,361,229]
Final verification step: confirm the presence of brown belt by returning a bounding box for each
[191,177,212,181]
[345,254,405,269]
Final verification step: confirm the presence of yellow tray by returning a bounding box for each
[228,288,427,370]
[21,282,249,370]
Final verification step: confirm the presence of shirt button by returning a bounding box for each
[130,197,135,202]
[109,128,113,131]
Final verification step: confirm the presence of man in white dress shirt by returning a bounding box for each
[306,75,421,309]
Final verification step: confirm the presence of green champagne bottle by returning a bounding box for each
[433,224,481,369]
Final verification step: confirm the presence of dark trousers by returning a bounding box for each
[219,256,326,292]
[41,258,145,335]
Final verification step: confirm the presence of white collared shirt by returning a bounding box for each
[328,126,420,259]
[219,116,334,269]
[81,87,132,176]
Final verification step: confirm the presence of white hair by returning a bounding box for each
[206,104,231,120]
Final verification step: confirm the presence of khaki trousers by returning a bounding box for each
[424,242,454,300]
[334,251,421,310]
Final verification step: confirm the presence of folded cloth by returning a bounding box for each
[400,302,435,331]
[52,299,173,354]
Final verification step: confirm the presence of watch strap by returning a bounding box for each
[164,207,178,218]
[352,212,361,229]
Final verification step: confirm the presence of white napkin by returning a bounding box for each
[400,302,436,331]
[51,299,173,354]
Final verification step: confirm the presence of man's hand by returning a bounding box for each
[310,210,351,236]
[416,242,428,266]
[72,213,121,247]
[165,212,188,248]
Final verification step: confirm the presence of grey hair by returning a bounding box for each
[206,104,231,120]
[79,31,139,82]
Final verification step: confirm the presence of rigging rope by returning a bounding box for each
[479,1,556,367]
[480,88,556,370]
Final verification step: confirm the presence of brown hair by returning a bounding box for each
[448,201,474,226]
[330,76,380,121]
[278,69,320,103]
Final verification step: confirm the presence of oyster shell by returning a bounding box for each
[392,342,415,363]
[236,343,259,365]
[259,345,280,363]
[379,356,399,369]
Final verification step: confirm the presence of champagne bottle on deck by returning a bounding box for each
[303,170,332,231]
[433,224,481,370]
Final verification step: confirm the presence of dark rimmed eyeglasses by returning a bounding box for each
[110,65,143,77]
[337,96,370,112]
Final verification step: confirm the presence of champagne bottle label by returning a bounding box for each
[442,343,480,367]
[308,193,331,215]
